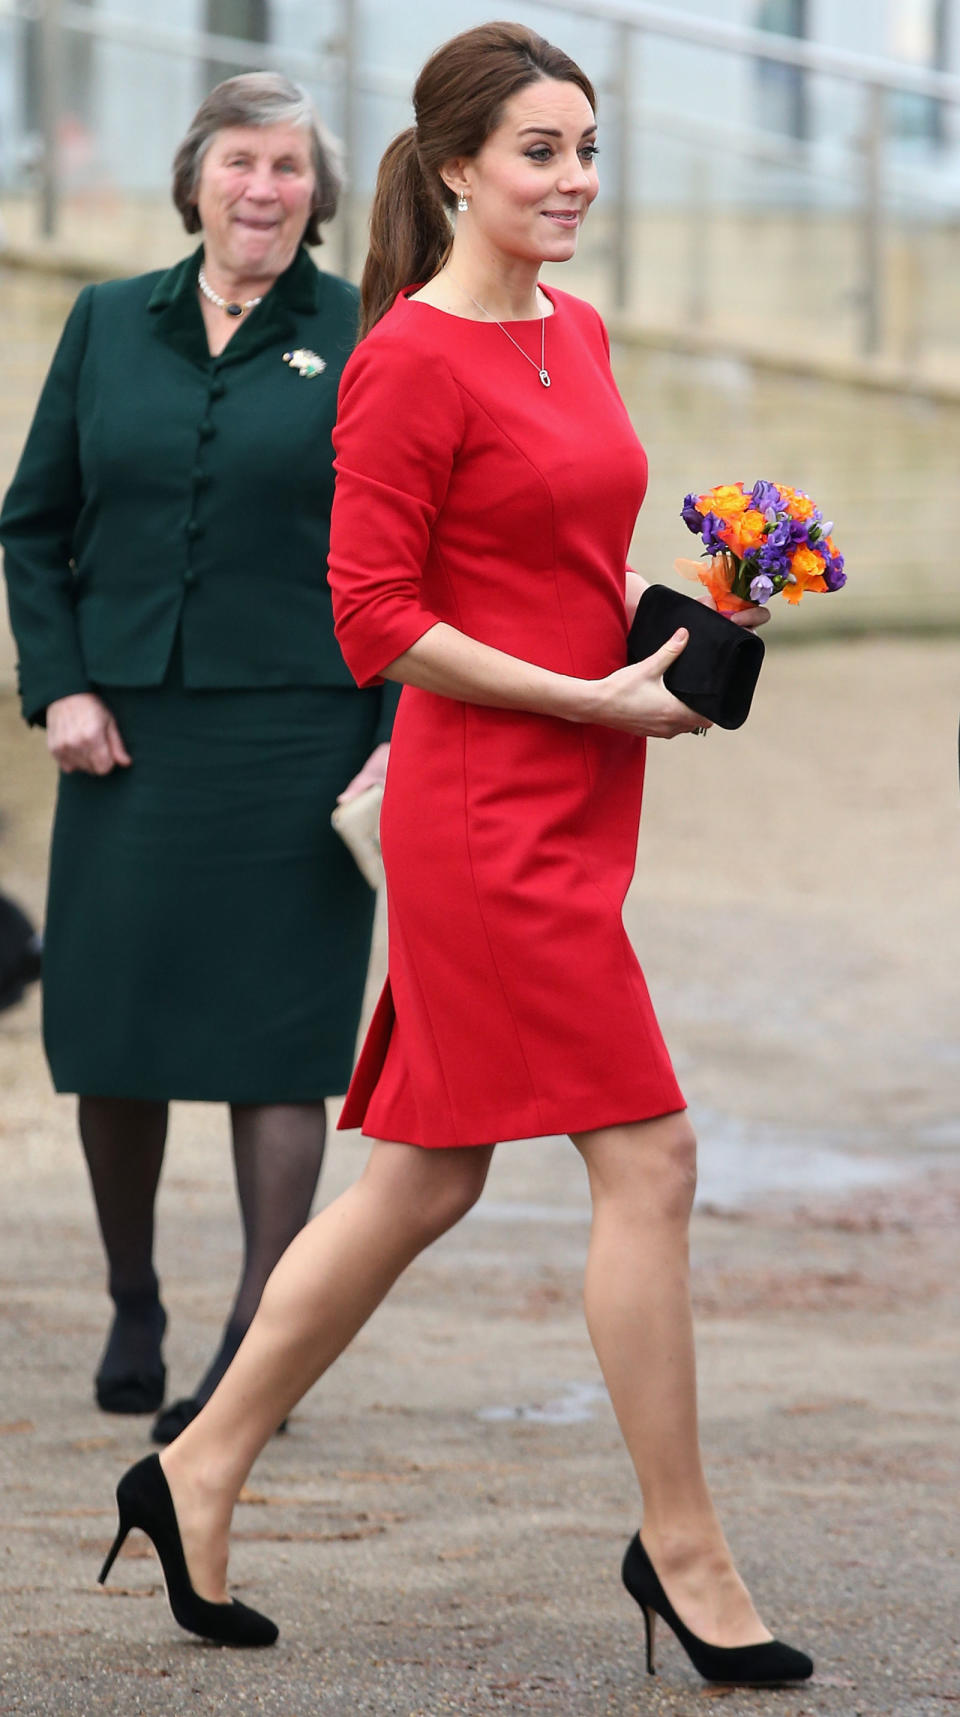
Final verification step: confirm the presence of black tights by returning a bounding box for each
[78,1095,327,1402]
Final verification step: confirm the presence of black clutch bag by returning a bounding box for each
[627,583,764,730]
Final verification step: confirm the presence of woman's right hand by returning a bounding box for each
[596,630,709,739]
[46,692,132,775]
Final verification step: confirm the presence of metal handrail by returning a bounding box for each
[0,0,411,97]
[2,0,959,103]
[521,0,960,101]
[3,0,959,371]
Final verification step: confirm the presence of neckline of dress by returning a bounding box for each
[401,284,558,326]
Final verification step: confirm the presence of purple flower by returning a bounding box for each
[757,537,791,577]
[700,512,726,553]
[749,573,775,603]
[766,518,795,550]
[750,479,781,516]
[681,493,704,533]
[822,554,846,592]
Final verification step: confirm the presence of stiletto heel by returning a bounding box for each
[641,1603,656,1675]
[99,1454,277,1647]
[621,1534,813,1686]
[98,1519,130,1585]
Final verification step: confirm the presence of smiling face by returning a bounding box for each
[449,79,599,268]
[194,122,316,286]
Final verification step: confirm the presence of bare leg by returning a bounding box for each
[572,1114,770,1649]
[161,1138,494,1601]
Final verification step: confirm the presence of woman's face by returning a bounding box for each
[452,79,599,267]
[195,122,316,282]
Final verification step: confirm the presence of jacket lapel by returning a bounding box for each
[147,245,323,370]
[147,247,210,369]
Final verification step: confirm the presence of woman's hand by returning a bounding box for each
[728,604,770,630]
[698,587,771,631]
[337,741,390,804]
[595,630,709,739]
[46,693,132,775]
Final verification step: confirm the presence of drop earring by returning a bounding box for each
[457,192,468,213]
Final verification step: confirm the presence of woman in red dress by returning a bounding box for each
[103,24,812,1686]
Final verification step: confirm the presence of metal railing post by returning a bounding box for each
[684,151,709,328]
[38,0,64,239]
[860,81,885,357]
[339,0,359,281]
[611,20,633,314]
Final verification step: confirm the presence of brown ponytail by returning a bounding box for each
[359,22,596,339]
[359,128,452,339]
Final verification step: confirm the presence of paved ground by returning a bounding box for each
[1,637,959,1715]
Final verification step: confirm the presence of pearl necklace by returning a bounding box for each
[446,273,551,388]
[198,266,263,319]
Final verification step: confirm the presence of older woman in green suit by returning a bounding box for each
[0,73,393,1442]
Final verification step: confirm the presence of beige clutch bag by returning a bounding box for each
[330,782,384,890]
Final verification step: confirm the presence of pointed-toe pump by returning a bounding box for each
[622,1534,813,1686]
[99,1454,278,1648]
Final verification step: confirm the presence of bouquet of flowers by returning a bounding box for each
[677,480,846,611]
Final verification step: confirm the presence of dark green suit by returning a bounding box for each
[1,244,395,738]
[0,246,395,1101]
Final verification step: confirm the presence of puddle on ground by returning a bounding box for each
[466,1106,943,1227]
[688,1108,916,1212]
[477,1380,608,1426]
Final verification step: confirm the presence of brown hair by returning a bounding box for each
[359,22,596,337]
[172,71,343,247]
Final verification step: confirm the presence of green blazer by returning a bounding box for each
[0,244,397,739]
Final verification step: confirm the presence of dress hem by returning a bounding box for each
[337,1095,687,1150]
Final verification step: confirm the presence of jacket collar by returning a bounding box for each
[147,243,323,367]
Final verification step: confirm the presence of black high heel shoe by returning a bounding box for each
[95,1293,167,1415]
[99,1453,278,1647]
[621,1533,813,1686]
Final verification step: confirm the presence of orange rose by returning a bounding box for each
[783,545,827,603]
[779,487,817,522]
[722,508,766,558]
[701,483,750,518]
[791,545,826,584]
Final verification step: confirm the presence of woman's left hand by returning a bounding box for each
[337,742,390,804]
[728,604,770,630]
[698,589,771,631]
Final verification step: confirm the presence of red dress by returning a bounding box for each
[327,286,684,1147]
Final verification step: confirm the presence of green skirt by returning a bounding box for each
[42,651,381,1102]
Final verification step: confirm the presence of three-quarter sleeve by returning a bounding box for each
[0,287,94,724]
[328,333,465,688]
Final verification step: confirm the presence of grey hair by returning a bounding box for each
[172,71,343,246]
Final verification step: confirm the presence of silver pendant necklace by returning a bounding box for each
[198,266,263,319]
[446,273,551,388]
